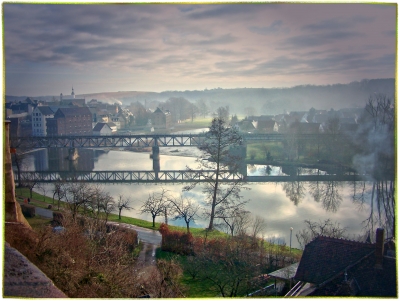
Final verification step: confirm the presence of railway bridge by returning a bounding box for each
[10,133,323,171]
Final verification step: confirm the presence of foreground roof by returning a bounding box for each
[294,236,375,285]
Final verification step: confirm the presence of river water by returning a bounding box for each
[22,146,373,249]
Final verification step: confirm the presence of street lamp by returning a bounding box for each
[290,227,293,253]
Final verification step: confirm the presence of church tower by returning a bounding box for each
[71,86,75,99]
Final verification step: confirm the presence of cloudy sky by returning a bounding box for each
[3,2,397,96]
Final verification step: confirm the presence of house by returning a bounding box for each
[93,122,113,136]
[247,115,274,121]
[254,120,279,133]
[236,120,256,133]
[151,107,172,129]
[288,228,396,297]
[59,87,86,107]
[288,122,322,134]
[46,107,93,136]
[7,116,32,138]
[31,106,55,136]
[107,122,117,133]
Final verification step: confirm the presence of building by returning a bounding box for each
[151,107,172,129]
[288,228,396,297]
[59,87,86,107]
[92,122,113,136]
[46,107,92,136]
[8,116,32,138]
[31,106,55,136]
[254,120,279,133]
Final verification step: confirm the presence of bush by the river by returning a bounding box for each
[20,204,35,218]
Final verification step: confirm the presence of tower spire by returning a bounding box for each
[71,86,75,98]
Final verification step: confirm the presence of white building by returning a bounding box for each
[32,106,55,136]
[93,122,113,136]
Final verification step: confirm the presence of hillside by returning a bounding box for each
[6,78,395,115]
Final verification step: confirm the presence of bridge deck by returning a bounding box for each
[10,133,325,148]
[15,170,368,183]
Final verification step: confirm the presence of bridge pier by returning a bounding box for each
[150,146,160,172]
[230,144,247,177]
[68,148,79,161]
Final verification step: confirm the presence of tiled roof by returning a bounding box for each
[154,107,164,114]
[36,106,54,116]
[257,120,276,129]
[93,122,110,131]
[56,107,91,117]
[294,236,375,285]
[309,252,396,297]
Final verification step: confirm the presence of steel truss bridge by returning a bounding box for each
[15,170,365,184]
[10,133,323,149]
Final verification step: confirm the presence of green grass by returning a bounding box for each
[156,248,217,297]
[16,187,55,204]
[108,214,227,239]
[246,141,285,161]
[25,215,53,230]
[16,187,227,239]
[177,117,213,128]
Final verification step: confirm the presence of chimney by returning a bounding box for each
[375,228,385,269]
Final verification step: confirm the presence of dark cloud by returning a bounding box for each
[187,4,268,20]
[382,30,396,36]
[249,20,290,36]
[163,33,236,46]
[301,16,374,32]
[3,3,396,95]
[280,31,364,49]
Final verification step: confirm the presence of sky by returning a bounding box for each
[2,2,397,96]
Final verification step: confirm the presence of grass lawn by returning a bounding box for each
[24,215,53,230]
[16,187,227,239]
[175,117,213,129]
[156,248,218,297]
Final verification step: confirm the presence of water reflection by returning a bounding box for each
[351,179,395,239]
[282,181,305,205]
[309,181,343,213]
[21,148,378,249]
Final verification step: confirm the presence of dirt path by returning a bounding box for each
[107,221,162,269]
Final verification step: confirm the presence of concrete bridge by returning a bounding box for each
[15,170,366,184]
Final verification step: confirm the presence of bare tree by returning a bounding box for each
[101,192,115,223]
[169,195,200,233]
[296,219,348,250]
[140,188,170,227]
[19,172,40,199]
[52,181,66,210]
[63,182,96,221]
[117,194,133,220]
[218,207,251,237]
[216,106,229,121]
[195,98,209,118]
[250,215,267,241]
[183,118,248,230]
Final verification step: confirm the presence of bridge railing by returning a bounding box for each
[10,133,328,149]
[14,170,366,183]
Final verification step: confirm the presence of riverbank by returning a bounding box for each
[15,187,227,240]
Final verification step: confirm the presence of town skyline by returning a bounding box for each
[3,2,397,96]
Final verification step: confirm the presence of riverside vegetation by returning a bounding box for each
[13,187,302,297]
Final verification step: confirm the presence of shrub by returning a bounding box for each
[52,212,64,226]
[159,223,194,255]
[20,204,35,218]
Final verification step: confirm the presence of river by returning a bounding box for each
[21,146,373,249]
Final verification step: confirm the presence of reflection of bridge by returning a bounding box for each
[15,170,366,183]
[10,133,322,149]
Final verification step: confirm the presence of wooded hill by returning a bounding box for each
[6,78,395,115]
